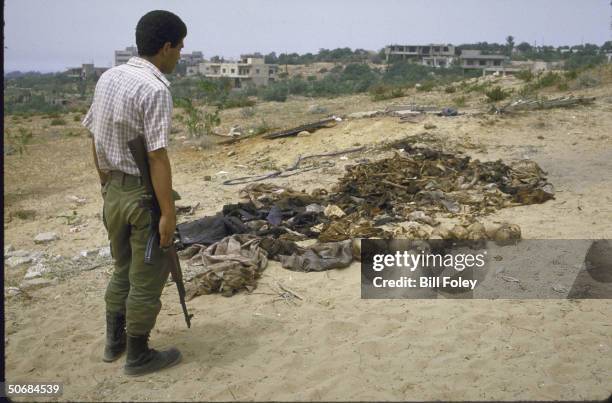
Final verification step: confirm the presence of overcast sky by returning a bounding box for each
[4,0,611,72]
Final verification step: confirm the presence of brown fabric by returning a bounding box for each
[279,240,353,272]
[185,234,268,298]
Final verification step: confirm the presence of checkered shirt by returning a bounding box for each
[83,57,173,176]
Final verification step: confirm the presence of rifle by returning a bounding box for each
[128,136,193,328]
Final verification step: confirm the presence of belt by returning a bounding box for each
[108,170,142,186]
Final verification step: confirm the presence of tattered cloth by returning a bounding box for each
[279,239,354,272]
[185,234,268,298]
[184,234,355,296]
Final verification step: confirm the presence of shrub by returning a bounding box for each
[465,82,490,93]
[9,128,33,155]
[444,86,456,93]
[252,119,270,135]
[50,118,66,126]
[485,86,511,102]
[240,107,256,118]
[557,82,569,91]
[318,68,328,73]
[261,83,288,102]
[416,81,435,92]
[564,70,578,80]
[577,74,600,88]
[222,95,255,109]
[330,65,343,74]
[535,72,562,88]
[452,96,466,107]
[369,85,405,101]
[73,114,82,122]
[516,70,534,82]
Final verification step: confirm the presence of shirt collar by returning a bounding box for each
[126,57,171,87]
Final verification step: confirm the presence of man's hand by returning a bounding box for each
[158,213,176,248]
[147,147,176,248]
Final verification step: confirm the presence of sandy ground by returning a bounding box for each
[4,69,612,401]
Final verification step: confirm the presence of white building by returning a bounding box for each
[114,46,138,66]
[187,55,278,87]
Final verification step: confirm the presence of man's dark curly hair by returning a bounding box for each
[136,10,187,56]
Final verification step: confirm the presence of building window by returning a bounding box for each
[443,47,449,52]
[231,68,235,73]
[408,47,416,52]
[256,69,260,74]
[222,68,226,73]
[269,69,274,75]
[493,60,501,66]
[433,47,440,52]
[467,60,474,66]
[479,60,486,66]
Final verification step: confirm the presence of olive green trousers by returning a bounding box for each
[102,172,170,336]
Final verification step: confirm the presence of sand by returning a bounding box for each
[4,70,612,401]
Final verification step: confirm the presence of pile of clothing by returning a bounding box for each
[177,144,554,297]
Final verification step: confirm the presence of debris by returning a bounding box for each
[6,256,34,268]
[324,205,345,219]
[347,111,382,119]
[24,262,50,279]
[297,130,311,136]
[263,117,338,139]
[66,195,87,205]
[176,203,200,216]
[5,248,30,258]
[34,232,59,244]
[223,146,365,186]
[228,126,243,137]
[552,284,569,293]
[501,275,520,283]
[438,107,458,117]
[227,150,236,157]
[495,96,595,114]
[20,278,58,291]
[305,204,325,214]
[6,287,22,297]
[424,123,437,130]
[308,104,328,114]
[98,246,112,258]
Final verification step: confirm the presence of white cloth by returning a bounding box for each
[83,57,172,175]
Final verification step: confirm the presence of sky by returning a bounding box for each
[4,0,611,73]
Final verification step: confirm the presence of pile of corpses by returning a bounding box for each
[177,144,554,298]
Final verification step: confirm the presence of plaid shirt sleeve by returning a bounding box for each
[82,103,94,137]
[142,88,172,152]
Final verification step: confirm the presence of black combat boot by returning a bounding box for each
[124,334,182,376]
[103,311,126,362]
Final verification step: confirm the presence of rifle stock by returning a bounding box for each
[127,136,193,328]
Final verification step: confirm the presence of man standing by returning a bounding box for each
[83,10,186,376]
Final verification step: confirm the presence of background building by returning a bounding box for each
[114,46,138,66]
[385,44,456,66]
[188,54,278,87]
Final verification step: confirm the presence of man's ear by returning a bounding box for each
[161,42,173,55]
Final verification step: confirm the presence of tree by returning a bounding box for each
[506,35,515,57]
[516,42,532,53]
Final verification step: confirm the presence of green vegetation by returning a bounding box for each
[50,118,67,126]
[175,98,220,137]
[485,86,511,102]
[6,128,34,156]
[452,96,466,107]
[369,85,405,101]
